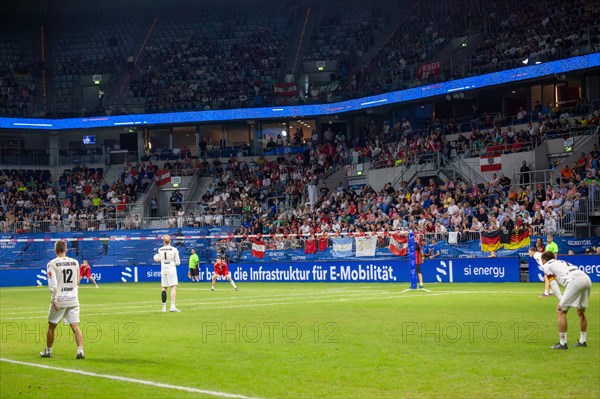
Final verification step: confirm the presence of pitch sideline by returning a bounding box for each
[0,357,262,399]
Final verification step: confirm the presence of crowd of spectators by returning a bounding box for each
[338,0,600,100]
[2,0,599,118]
[125,5,288,113]
[218,146,598,256]
[161,116,599,256]
[0,160,159,233]
[467,0,600,76]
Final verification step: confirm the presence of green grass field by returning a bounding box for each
[1,282,599,399]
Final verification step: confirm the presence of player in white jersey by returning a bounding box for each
[40,239,85,359]
[540,251,592,349]
[158,235,181,312]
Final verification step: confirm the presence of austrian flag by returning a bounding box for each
[274,82,298,97]
[251,238,265,258]
[389,233,408,256]
[155,169,171,186]
[480,155,502,172]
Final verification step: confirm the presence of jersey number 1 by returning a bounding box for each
[62,269,74,283]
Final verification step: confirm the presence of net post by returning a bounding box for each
[408,231,417,289]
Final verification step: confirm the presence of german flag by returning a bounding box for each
[504,228,531,250]
[481,231,503,252]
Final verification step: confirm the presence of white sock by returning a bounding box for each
[544,290,549,295]
[46,347,52,353]
[171,302,176,309]
[559,332,567,345]
[77,346,84,353]
[580,332,587,343]
[230,280,237,289]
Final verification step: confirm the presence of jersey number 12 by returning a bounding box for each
[62,269,74,283]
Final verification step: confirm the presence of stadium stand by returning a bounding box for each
[124,3,289,113]
[0,0,598,116]
[0,34,36,117]
[349,0,600,97]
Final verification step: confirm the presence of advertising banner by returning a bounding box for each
[0,257,521,287]
[528,255,600,283]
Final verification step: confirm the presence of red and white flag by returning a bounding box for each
[274,82,298,97]
[480,155,502,172]
[305,238,317,254]
[318,236,328,251]
[252,239,265,258]
[155,169,171,186]
[389,233,408,256]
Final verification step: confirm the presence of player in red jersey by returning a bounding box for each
[79,260,99,288]
[211,255,238,291]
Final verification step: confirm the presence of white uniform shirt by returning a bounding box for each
[158,245,181,272]
[542,259,587,287]
[47,256,80,307]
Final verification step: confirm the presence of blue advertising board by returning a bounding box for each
[0,227,232,270]
[1,53,598,130]
[528,255,600,283]
[0,257,521,287]
[0,264,190,287]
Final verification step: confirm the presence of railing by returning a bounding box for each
[555,197,590,237]
[590,185,600,214]
[213,231,487,255]
[547,127,600,169]
[513,168,561,192]
[0,218,142,234]
[439,152,486,186]
[160,214,243,229]
[1,147,104,167]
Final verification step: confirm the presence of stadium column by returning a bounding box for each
[49,132,59,165]
[137,129,145,159]
[408,231,417,289]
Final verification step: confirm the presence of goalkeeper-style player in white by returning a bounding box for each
[157,235,181,312]
[539,251,592,349]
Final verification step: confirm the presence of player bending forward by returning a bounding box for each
[40,239,85,359]
[211,255,238,291]
[158,235,181,312]
[540,251,592,349]
[79,260,99,288]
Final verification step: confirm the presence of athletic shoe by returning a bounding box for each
[95,286,99,289]
[234,287,239,291]
[211,287,214,291]
[40,350,52,358]
[161,306,166,313]
[419,284,424,289]
[170,307,181,312]
[76,352,85,360]
[542,293,553,297]
[575,341,587,347]
[550,342,568,349]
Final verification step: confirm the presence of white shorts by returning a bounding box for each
[559,275,592,311]
[161,269,178,287]
[48,305,80,325]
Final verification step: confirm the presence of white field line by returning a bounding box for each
[2,290,598,321]
[0,358,260,399]
[1,291,460,321]
[0,290,400,316]
[0,287,575,314]
[0,287,391,311]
